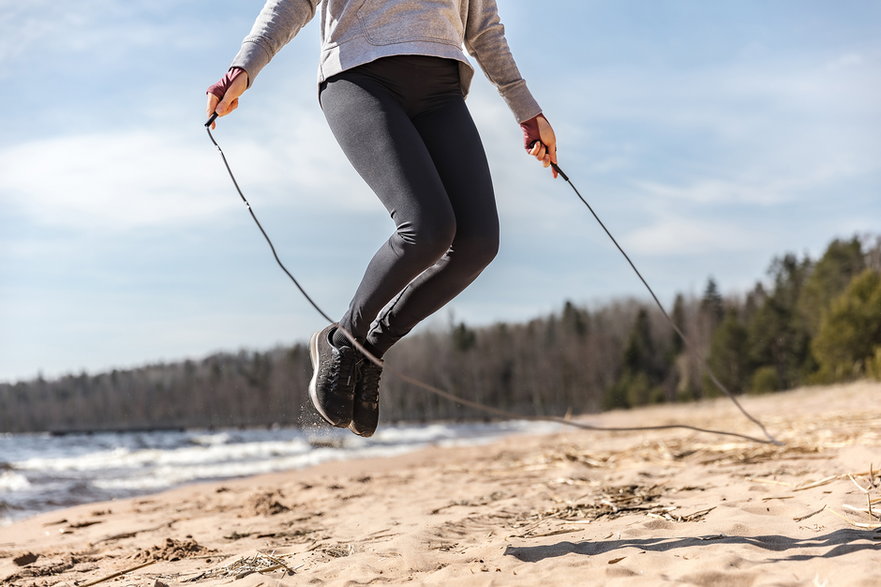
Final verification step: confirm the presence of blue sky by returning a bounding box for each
[1,1,879,383]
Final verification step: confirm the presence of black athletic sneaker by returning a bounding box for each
[349,358,382,437]
[308,324,356,427]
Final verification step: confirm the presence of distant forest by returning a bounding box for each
[2,235,880,434]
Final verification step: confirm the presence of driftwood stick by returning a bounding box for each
[79,560,157,587]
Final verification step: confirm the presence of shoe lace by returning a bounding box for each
[325,345,356,391]
[357,360,382,404]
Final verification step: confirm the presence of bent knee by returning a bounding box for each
[456,233,499,271]
[397,217,456,264]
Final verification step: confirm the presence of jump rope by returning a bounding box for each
[204,111,782,446]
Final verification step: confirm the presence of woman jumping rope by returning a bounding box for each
[207,0,558,438]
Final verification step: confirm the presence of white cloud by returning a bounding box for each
[1,131,234,230]
[0,116,375,232]
[624,215,767,257]
[0,1,210,70]
[633,177,789,207]
[574,47,881,127]
[630,156,864,207]
[552,47,881,214]
[825,52,866,71]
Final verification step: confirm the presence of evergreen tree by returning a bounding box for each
[606,308,665,408]
[562,300,590,338]
[705,309,749,395]
[798,237,865,336]
[623,309,657,375]
[700,277,725,327]
[746,253,813,390]
[451,322,476,352]
[812,269,881,379]
[671,293,687,355]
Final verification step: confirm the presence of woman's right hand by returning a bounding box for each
[205,68,249,129]
[521,113,559,179]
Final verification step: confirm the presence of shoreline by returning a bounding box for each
[2,382,879,585]
[0,419,561,528]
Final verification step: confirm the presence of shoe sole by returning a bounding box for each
[348,421,375,438]
[348,388,378,438]
[308,329,337,426]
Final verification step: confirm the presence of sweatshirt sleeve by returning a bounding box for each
[464,0,542,123]
[230,0,321,85]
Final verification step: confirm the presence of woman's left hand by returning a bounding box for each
[521,114,558,179]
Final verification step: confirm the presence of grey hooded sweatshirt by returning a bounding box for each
[230,0,542,123]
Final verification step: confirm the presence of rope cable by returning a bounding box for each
[551,163,780,445]
[205,121,781,446]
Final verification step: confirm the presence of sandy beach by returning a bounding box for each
[2,381,879,586]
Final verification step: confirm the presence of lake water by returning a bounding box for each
[0,420,557,526]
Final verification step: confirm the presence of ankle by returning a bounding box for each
[331,327,351,350]
[363,341,384,361]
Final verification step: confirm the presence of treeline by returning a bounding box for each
[1,235,879,433]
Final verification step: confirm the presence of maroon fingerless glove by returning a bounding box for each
[520,113,547,151]
[206,67,247,100]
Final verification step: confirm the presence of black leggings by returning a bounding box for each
[319,56,499,357]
